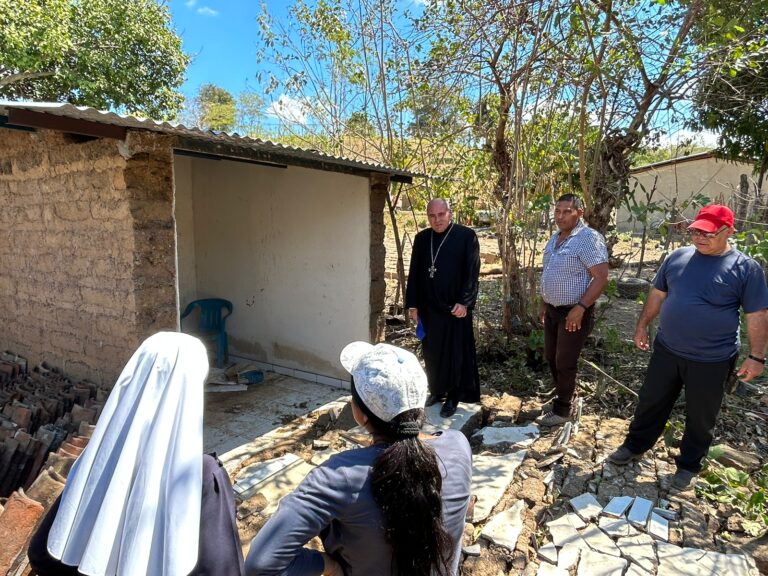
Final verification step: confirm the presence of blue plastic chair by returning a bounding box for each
[180,298,233,368]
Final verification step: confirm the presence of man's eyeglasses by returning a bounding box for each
[689,226,727,238]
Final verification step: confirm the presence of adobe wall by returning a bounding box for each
[0,128,177,384]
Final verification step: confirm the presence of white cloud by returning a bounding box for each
[265,95,311,125]
[656,128,719,149]
[185,0,196,6]
[197,6,218,16]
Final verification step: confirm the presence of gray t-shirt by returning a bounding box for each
[245,429,472,576]
[654,245,768,362]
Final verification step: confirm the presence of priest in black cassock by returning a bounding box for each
[406,198,481,417]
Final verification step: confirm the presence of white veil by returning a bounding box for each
[47,332,208,576]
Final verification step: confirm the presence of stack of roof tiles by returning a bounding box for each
[0,353,102,575]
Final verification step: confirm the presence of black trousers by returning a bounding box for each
[623,341,736,473]
[544,303,595,417]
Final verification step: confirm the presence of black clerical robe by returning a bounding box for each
[405,223,481,402]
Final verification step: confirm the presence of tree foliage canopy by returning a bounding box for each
[0,0,189,119]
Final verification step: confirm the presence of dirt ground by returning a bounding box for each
[230,220,767,573]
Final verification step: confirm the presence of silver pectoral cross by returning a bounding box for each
[428,265,436,278]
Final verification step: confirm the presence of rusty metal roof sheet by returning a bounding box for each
[0,100,416,182]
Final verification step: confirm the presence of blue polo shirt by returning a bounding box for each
[655,246,768,362]
[541,220,608,306]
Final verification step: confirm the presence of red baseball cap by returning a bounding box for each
[688,204,734,233]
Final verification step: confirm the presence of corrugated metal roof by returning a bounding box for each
[0,100,416,182]
[630,151,717,174]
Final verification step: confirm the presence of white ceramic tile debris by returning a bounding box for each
[424,401,482,432]
[625,562,653,576]
[617,533,657,573]
[576,548,627,576]
[570,492,603,521]
[480,500,525,551]
[233,453,301,496]
[473,424,540,448]
[598,516,639,538]
[647,512,669,541]
[603,495,634,518]
[652,507,678,521]
[538,542,558,565]
[547,513,587,530]
[698,550,759,576]
[471,451,526,522]
[258,461,316,516]
[537,564,570,576]
[627,497,654,526]
[557,543,581,571]
[546,518,584,549]
[581,524,621,557]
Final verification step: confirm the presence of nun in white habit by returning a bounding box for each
[28,332,244,576]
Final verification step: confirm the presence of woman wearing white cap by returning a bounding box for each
[245,342,472,576]
[27,332,244,576]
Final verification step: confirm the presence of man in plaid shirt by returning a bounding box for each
[537,194,609,426]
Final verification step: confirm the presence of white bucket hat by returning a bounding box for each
[340,342,428,422]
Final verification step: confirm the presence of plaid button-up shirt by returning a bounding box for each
[541,220,608,307]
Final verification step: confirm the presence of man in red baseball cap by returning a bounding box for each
[609,204,768,491]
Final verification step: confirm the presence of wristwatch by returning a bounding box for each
[747,354,766,364]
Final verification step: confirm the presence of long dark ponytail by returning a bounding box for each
[352,382,453,575]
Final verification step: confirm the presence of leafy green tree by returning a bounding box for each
[195,84,237,132]
[690,29,768,193]
[0,0,189,119]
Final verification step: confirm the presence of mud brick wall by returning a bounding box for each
[0,128,178,384]
[369,174,389,342]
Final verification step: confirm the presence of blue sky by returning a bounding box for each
[169,0,280,100]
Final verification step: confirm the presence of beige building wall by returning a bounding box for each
[618,156,755,232]
[174,156,372,379]
[0,129,178,384]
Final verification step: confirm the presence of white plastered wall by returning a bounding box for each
[173,154,371,379]
[617,157,755,232]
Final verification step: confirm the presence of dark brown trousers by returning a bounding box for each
[543,303,595,417]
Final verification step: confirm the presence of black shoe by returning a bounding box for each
[425,393,443,407]
[440,398,458,418]
[607,446,643,466]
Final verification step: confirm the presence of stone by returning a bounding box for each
[471,451,526,522]
[581,524,621,557]
[537,541,558,564]
[520,477,546,505]
[603,495,633,518]
[569,492,603,521]
[680,501,712,549]
[480,500,525,552]
[617,533,657,573]
[710,444,761,472]
[576,548,627,576]
[463,544,481,557]
[473,424,540,448]
[312,439,331,450]
[488,393,523,423]
[599,516,639,538]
